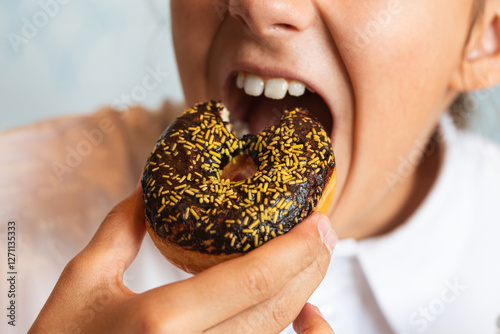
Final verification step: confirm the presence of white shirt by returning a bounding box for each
[284,115,500,334]
[1,108,499,334]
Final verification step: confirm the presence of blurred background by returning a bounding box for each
[0,0,499,143]
[0,0,183,131]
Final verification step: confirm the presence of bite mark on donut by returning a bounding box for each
[142,101,336,257]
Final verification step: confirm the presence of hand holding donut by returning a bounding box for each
[143,101,336,273]
[29,186,337,333]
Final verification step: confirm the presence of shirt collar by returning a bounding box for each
[348,114,475,333]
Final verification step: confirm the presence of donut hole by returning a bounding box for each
[221,153,257,182]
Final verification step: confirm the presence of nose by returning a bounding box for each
[228,0,315,37]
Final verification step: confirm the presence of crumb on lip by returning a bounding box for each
[232,120,251,137]
[220,106,230,122]
[220,106,251,138]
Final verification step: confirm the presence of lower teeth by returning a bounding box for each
[232,120,251,137]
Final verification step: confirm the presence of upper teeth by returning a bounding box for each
[236,71,309,100]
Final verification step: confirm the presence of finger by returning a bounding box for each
[139,212,336,331]
[207,230,335,334]
[293,303,334,334]
[79,185,146,279]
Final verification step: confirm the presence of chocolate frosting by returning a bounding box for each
[142,101,335,255]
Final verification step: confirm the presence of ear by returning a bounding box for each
[450,10,500,91]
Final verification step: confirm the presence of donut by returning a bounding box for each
[141,101,336,274]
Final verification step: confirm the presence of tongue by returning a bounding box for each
[248,98,283,134]
[246,92,333,136]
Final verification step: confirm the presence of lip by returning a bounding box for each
[220,62,337,140]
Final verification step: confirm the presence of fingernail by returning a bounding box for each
[312,305,324,318]
[317,215,331,241]
[324,229,337,256]
[317,215,336,255]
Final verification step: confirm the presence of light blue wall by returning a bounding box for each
[0,1,499,144]
[470,87,500,143]
[0,0,183,131]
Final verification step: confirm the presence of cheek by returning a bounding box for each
[171,0,222,104]
[351,1,469,156]
[327,0,472,213]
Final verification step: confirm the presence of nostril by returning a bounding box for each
[228,1,314,36]
[272,23,298,32]
[229,3,305,36]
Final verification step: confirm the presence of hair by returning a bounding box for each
[449,0,487,127]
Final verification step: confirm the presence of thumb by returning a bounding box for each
[82,185,146,277]
[293,303,334,334]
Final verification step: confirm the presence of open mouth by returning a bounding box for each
[222,71,333,138]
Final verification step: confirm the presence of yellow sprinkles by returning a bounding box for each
[142,101,335,255]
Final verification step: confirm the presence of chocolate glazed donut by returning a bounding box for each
[141,101,336,273]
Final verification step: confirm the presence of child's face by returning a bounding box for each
[171,0,475,234]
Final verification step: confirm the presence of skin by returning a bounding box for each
[31,0,500,332]
[29,187,336,333]
[171,0,479,239]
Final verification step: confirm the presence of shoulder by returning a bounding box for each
[452,127,500,205]
[1,102,183,178]
[454,126,500,173]
[1,101,183,146]
[0,101,187,330]
[0,101,184,234]
[442,129,500,333]
[441,115,500,205]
